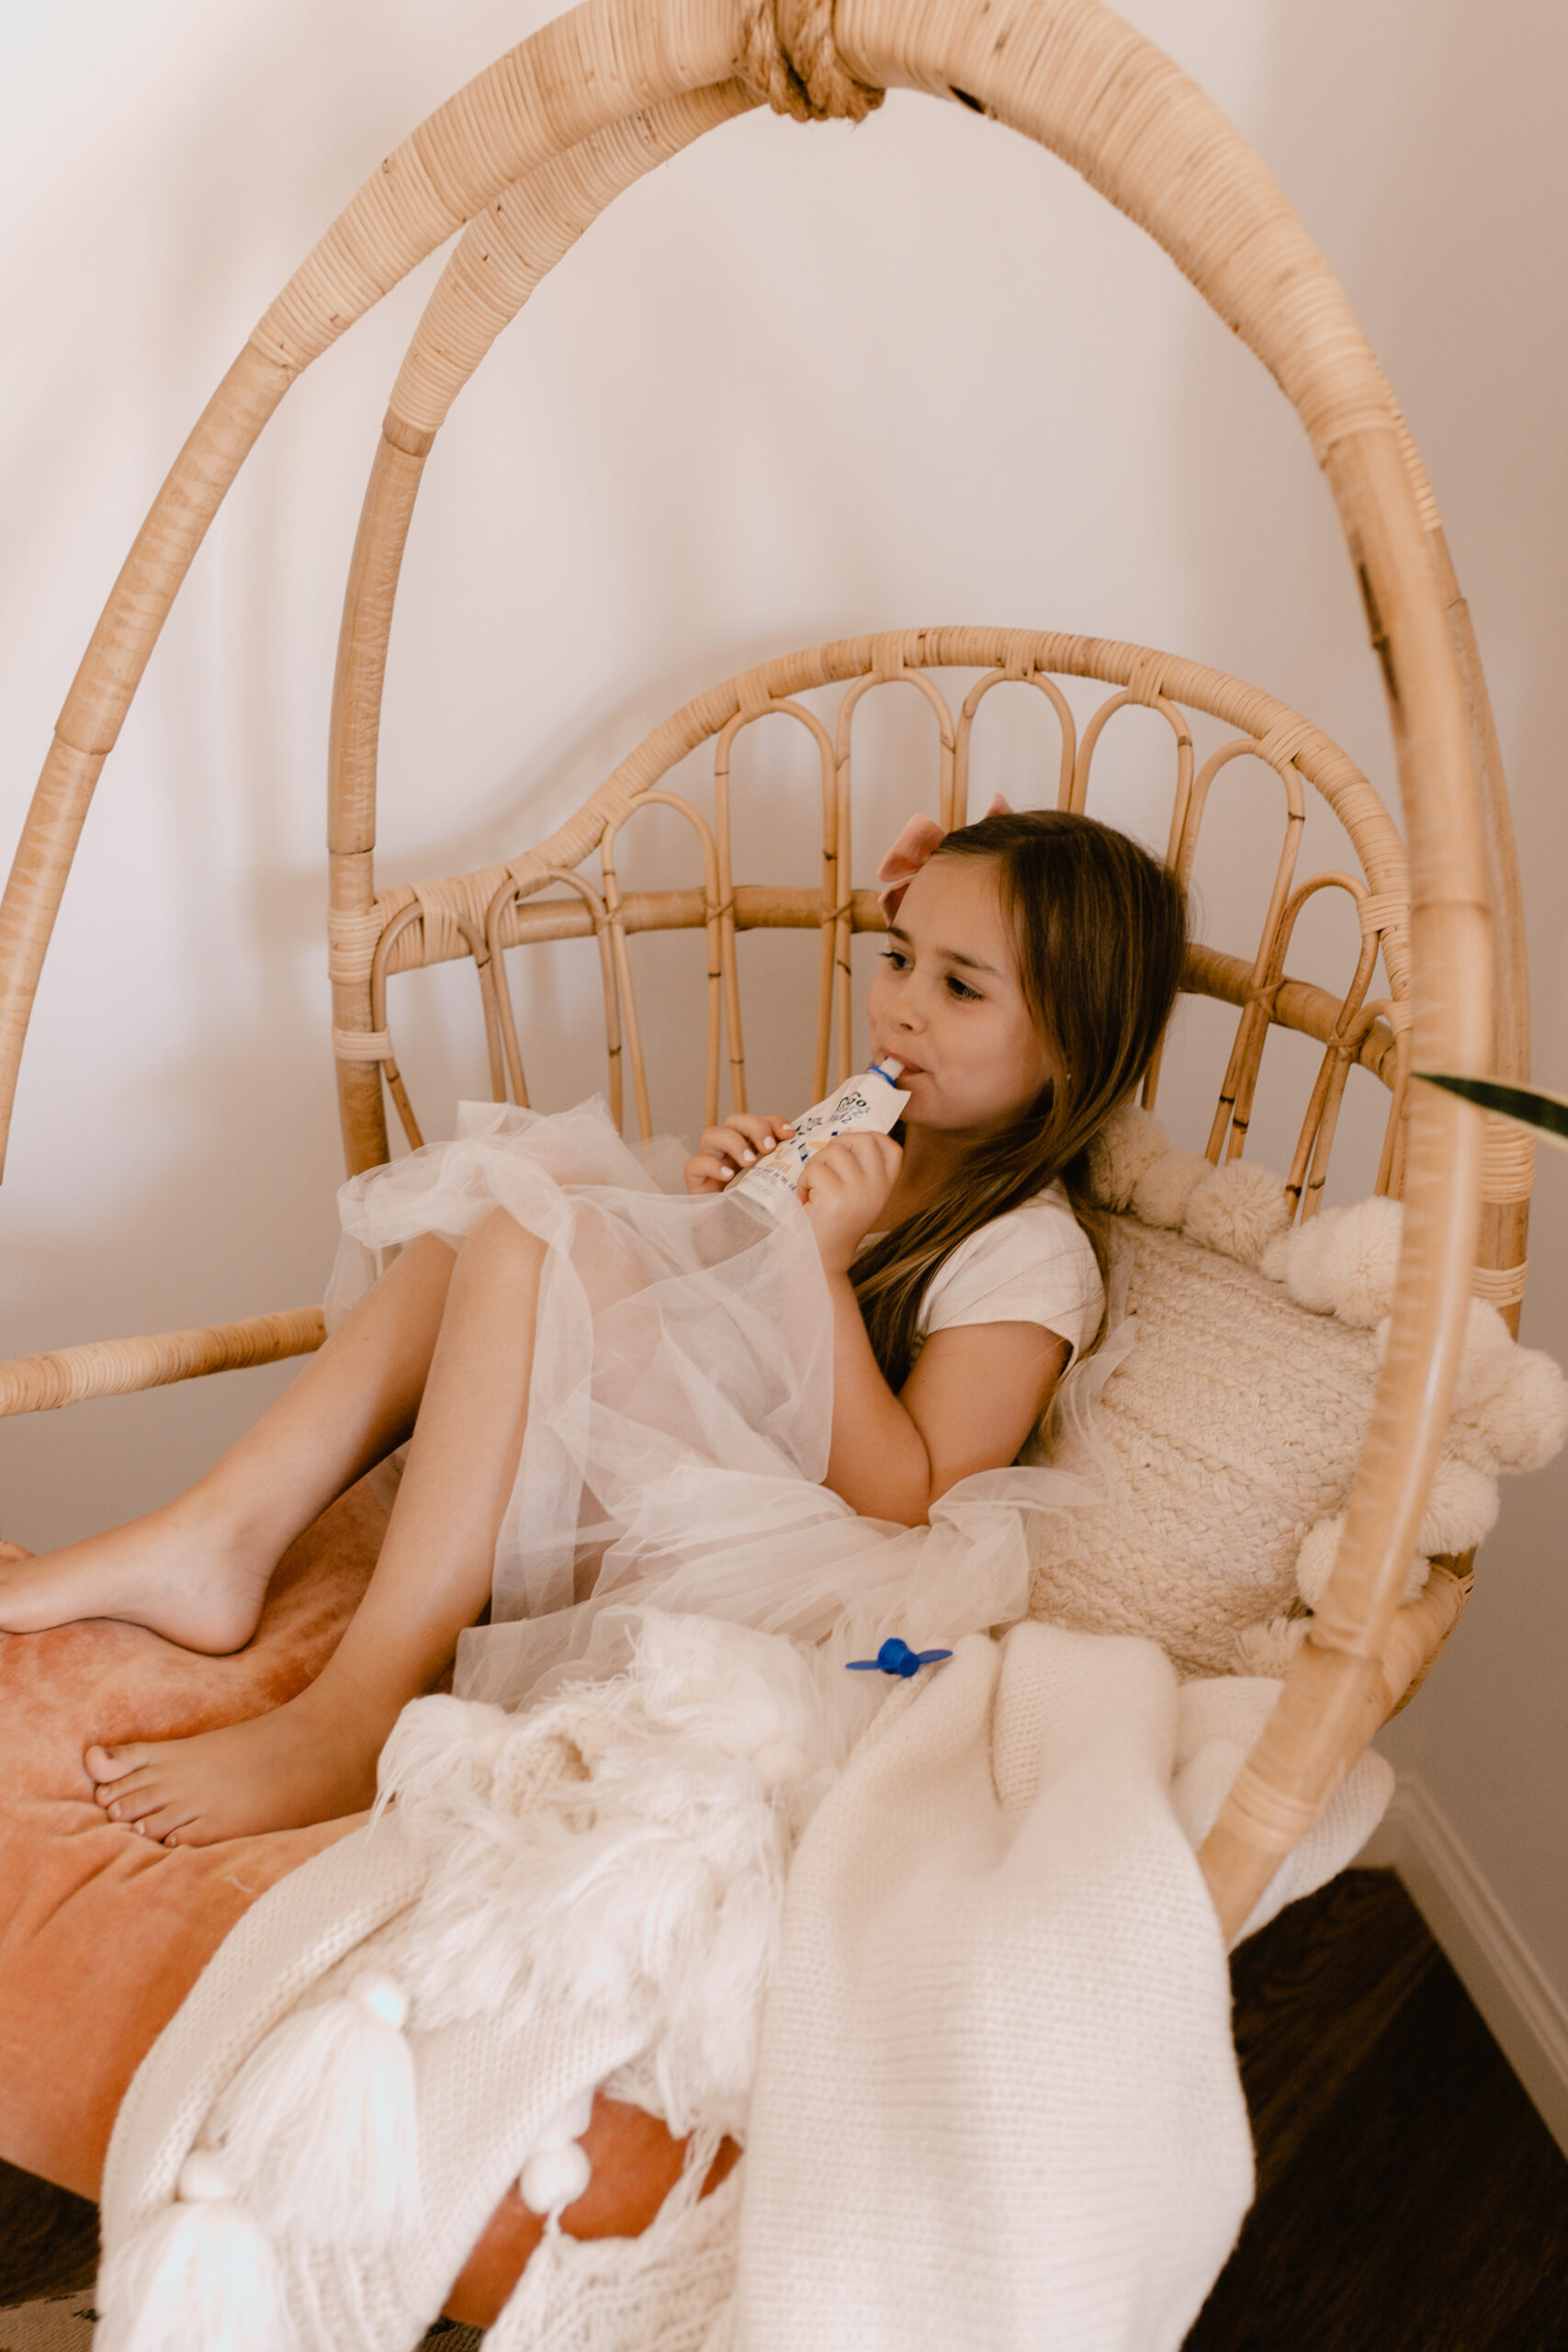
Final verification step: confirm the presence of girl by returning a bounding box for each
[0,809,1186,1847]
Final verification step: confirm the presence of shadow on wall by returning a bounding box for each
[1169,0,1568,867]
[1169,0,1568,1993]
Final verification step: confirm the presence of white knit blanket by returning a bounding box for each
[98,1622,1389,2352]
[734,1624,1273,2352]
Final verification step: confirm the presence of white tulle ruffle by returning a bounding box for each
[325,1098,1125,1721]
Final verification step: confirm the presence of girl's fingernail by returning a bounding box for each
[740,1149,756,1163]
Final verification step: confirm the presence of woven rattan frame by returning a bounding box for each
[345,627,1416,1168]
[0,0,1532,1938]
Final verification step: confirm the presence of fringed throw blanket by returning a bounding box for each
[97,1616,1388,2352]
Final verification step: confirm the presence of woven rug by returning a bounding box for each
[0,2290,483,2349]
[0,2290,101,2349]
[1,2155,484,2347]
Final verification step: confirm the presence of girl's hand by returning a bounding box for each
[684,1114,795,1195]
[796,1132,902,1274]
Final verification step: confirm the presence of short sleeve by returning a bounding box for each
[916,1188,1103,1363]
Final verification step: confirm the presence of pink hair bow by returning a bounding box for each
[875,795,1012,922]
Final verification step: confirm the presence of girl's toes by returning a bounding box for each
[101,1773,164,1826]
[85,1741,141,1785]
[139,1801,200,1845]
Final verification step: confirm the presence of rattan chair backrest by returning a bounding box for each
[347,629,1424,1238]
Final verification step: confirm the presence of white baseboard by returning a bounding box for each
[1359,1771,1568,2161]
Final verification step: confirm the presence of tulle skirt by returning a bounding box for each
[325,1099,1122,1724]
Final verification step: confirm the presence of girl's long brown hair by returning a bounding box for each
[851,810,1188,1389]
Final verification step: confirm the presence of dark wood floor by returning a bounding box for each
[5,1870,1567,2346]
[0,2154,96,2307]
[1186,1870,1568,2351]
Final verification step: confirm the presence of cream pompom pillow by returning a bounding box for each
[1028,1104,1567,1677]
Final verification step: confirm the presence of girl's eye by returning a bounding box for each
[879,947,911,970]
[945,974,982,1002]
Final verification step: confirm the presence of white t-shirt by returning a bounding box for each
[912,1182,1103,1365]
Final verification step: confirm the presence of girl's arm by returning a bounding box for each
[825,1296,1068,1522]
[798,1134,1069,1524]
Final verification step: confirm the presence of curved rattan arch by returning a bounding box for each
[0,0,1534,1939]
[336,626,1416,1118]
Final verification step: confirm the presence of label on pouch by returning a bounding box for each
[728,1063,908,1214]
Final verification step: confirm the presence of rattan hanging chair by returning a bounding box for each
[0,0,1535,2304]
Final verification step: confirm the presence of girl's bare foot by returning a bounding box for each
[0,1504,271,1654]
[85,1679,390,1846]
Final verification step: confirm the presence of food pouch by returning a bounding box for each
[728,1057,908,1214]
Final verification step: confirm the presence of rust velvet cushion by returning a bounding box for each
[0,1483,383,2198]
[0,1478,729,2327]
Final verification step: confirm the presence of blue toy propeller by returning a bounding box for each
[847,1636,953,1679]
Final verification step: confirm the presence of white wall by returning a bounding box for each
[3,3,1564,2019]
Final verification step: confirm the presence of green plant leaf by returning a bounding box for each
[1417,1072,1568,1152]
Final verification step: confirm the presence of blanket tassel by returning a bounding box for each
[205,1969,422,2245]
[96,2153,299,2352]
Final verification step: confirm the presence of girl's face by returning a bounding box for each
[866,854,1055,1136]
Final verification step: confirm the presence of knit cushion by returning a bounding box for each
[1030,1218,1378,1675]
[1032,1106,1567,1678]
